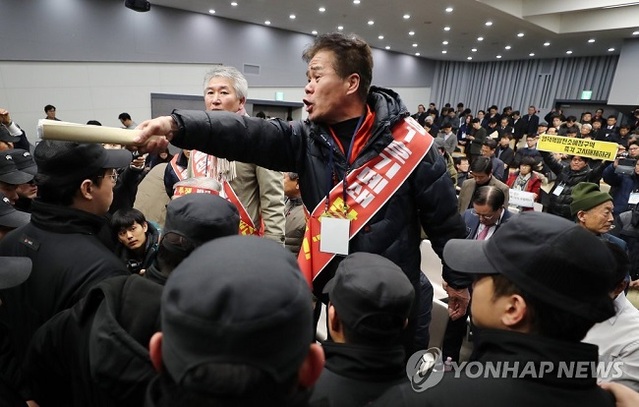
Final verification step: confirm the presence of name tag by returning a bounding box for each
[553,183,565,196]
[629,193,639,205]
[320,217,350,255]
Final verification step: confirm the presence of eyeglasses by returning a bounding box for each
[98,172,118,183]
[471,208,498,221]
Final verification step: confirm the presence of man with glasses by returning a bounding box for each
[0,140,131,398]
[458,157,510,214]
[444,186,512,362]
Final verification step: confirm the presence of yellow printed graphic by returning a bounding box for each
[537,135,617,161]
[322,197,359,221]
[238,220,256,236]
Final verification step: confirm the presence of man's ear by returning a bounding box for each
[500,294,529,330]
[297,343,324,388]
[149,332,163,372]
[238,96,247,111]
[79,179,93,200]
[345,73,361,96]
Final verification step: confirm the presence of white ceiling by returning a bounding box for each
[150,0,639,62]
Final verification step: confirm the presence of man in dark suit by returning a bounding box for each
[443,185,512,362]
[496,133,515,169]
[521,105,539,138]
[511,110,525,148]
[466,118,487,163]
[411,104,428,126]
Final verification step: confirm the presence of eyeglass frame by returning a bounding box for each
[97,170,119,183]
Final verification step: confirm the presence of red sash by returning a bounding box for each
[297,117,434,288]
[169,154,189,181]
[189,150,261,236]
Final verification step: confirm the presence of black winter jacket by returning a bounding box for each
[542,151,607,219]
[25,275,162,407]
[169,86,467,292]
[0,201,128,396]
[372,329,615,407]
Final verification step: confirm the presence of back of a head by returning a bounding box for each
[161,235,313,397]
[118,112,132,121]
[155,193,239,277]
[472,185,505,211]
[324,252,414,346]
[470,156,492,175]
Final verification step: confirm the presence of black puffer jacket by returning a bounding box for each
[170,87,467,292]
[542,151,607,220]
[25,275,162,407]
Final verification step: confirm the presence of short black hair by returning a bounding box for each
[111,208,147,233]
[44,104,55,113]
[470,156,492,175]
[482,139,497,149]
[118,112,132,121]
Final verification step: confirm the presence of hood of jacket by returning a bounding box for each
[85,275,162,402]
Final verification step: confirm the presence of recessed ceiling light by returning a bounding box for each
[265,20,271,25]
[409,31,415,36]
[442,41,449,45]
[403,14,410,19]
[496,55,502,59]
[442,50,448,54]
[337,25,344,30]
[378,35,384,39]
[412,43,418,47]
[415,52,421,56]
[543,42,551,46]
[566,50,573,54]
[311,30,318,35]
[588,38,596,43]
[467,56,473,60]
[209,9,215,14]
[319,7,325,12]
[353,0,360,4]
[608,48,615,51]
[505,45,511,50]
[385,45,390,50]
[633,31,639,35]
[485,21,493,26]
[445,7,453,12]
[444,26,451,31]
[289,14,296,19]
[517,32,525,37]
[477,37,484,41]
[368,20,374,25]
[529,53,535,56]
[471,48,477,52]
[231,2,237,6]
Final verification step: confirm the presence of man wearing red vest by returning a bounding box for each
[135,32,467,353]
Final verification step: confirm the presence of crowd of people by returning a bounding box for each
[0,31,638,407]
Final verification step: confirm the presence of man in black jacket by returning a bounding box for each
[134,32,467,353]
[0,140,132,397]
[311,252,414,406]
[372,213,618,407]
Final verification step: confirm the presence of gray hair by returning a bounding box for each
[203,65,248,100]
[173,177,222,197]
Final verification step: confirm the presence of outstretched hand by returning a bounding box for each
[132,116,176,153]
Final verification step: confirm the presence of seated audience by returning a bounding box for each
[506,156,542,212]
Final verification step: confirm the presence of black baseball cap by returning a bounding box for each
[323,252,414,338]
[161,236,313,391]
[34,140,131,186]
[0,153,34,185]
[0,193,30,228]
[163,193,239,248]
[443,212,616,322]
[6,149,37,176]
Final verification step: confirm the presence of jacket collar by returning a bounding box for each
[322,341,405,381]
[31,200,106,235]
